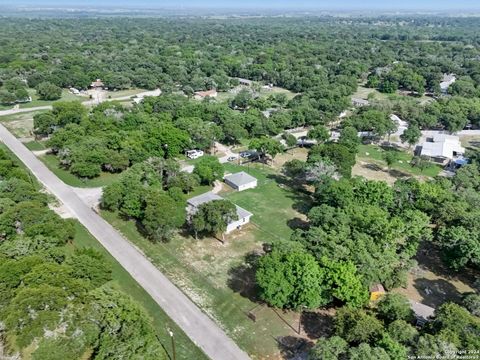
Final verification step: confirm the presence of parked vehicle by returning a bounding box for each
[186,150,204,159]
[227,156,237,162]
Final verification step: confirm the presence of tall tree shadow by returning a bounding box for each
[413,278,462,308]
[227,251,262,302]
[276,336,313,360]
[300,311,334,340]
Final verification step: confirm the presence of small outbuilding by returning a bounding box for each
[409,300,435,326]
[238,78,253,87]
[90,79,105,89]
[224,172,258,192]
[352,98,370,107]
[369,283,386,301]
[194,89,218,99]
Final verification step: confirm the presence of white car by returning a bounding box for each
[186,150,204,159]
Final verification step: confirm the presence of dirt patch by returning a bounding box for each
[394,243,478,308]
[272,148,309,171]
[352,161,399,184]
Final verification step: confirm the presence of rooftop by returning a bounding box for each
[194,89,217,97]
[421,134,465,159]
[409,300,435,320]
[187,192,253,220]
[224,172,257,187]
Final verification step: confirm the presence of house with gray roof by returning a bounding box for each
[224,172,257,192]
[409,300,435,326]
[187,192,253,234]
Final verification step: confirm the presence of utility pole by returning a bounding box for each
[168,329,176,360]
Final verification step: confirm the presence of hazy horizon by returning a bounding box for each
[2,0,480,11]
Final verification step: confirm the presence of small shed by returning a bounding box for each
[238,78,253,87]
[224,172,257,192]
[409,300,435,326]
[369,283,386,301]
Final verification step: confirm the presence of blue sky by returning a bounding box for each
[2,0,480,10]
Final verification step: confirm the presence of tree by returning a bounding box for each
[282,132,298,148]
[308,143,356,178]
[36,81,62,100]
[230,89,252,111]
[89,287,165,360]
[335,307,384,344]
[33,112,57,136]
[348,343,391,360]
[193,156,224,185]
[256,249,329,309]
[410,155,430,172]
[309,336,348,360]
[142,190,185,242]
[400,125,421,147]
[387,319,418,345]
[338,126,360,152]
[383,150,399,170]
[463,293,480,317]
[377,293,414,323]
[320,257,368,308]
[437,226,480,269]
[308,125,330,143]
[249,137,284,163]
[65,248,112,288]
[191,199,237,239]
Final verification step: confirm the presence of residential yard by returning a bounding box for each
[0,110,46,139]
[394,242,478,308]
[101,162,317,359]
[68,221,208,360]
[39,153,122,188]
[355,144,442,181]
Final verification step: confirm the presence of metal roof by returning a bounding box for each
[187,192,253,220]
[224,172,257,187]
[421,134,465,159]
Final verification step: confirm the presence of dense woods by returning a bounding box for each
[0,148,165,359]
[0,14,479,359]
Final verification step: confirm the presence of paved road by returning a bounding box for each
[0,89,161,117]
[0,123,250,360]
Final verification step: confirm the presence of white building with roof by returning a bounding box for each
[440,74,456,94]
[420,134,465,161]
[409,300,435,326]
[224,172,257,192]
[187,192,253,234]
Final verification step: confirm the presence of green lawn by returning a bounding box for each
[222,163,311,242]
[39,154,121,188]
[99,163,312,358]
[20,88,87,109]
[357,144,442,178]
[69,222,207,360]
[24,140,47,151]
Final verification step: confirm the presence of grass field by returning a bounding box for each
[356,144,442,179]
[39,153,121,188]
[0,111,47,138]
[100,162,313,358]
[69,221,208,360]
[24,140,47,151]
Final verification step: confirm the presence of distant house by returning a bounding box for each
[238,78,253,87]
[409,300,435,326]
[224,172,257,192]
[187,192,253,234]
[352,98,370,107]
[90,79,105,89]
[420,134,465,162]
[440,74,456,94]
[369,283,386,301]
[194,89,217,100]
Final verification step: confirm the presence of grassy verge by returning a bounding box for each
[357,144,442,178]
[39,154,121,188]
[24,141,47,151]
[69,222,208,360]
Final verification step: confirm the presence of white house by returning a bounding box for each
[420,134,465,161]
[440,74,456,94]
[187,192,253,234]
[224,172,257,192]
[409,300,435,326]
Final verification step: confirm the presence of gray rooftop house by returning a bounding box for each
[238,78,253,86]
[409,300,435,326]
[187,192,253,234]
[224,172,258,192]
